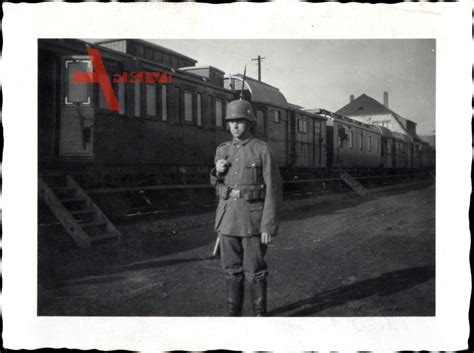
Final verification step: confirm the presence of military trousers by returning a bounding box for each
[219,233,268,282]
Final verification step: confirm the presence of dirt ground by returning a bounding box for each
[38,182,435,317]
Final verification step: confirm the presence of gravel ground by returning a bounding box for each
[38,181,435,317]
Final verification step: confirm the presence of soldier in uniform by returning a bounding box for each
[210,99,282,317]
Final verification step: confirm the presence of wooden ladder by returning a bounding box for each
[38,175,121,247]
[340,171,369,197]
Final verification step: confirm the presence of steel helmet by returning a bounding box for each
[225,99,256,123]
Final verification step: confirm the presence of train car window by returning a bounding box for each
[145,48,153,60]
[146,84,157,117]
[349,130,353,148]
[274,110,281,123]
[99,85,108,110]
[314,121,321,134]
[154,51,162,62]
[375,138,379,152]
[299,118,307,133]
[65,60,91,105]
[184,91,193,123]
[98,79,123,114]
[134,80,141,117]
[256,109,265,137]
[172,57,178,67]
[359,133,364,150]
[215,99,223,127]
[118,81,125,115]
[197,93,203,126]
[161,85,168,121]
[163,53,169,66]
[208,95,214,128]
[368,135,372,152]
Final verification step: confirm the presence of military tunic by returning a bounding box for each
[211,136,282,237]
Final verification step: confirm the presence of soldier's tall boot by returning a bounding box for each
[226,278,244,316]
[250,280,267,317]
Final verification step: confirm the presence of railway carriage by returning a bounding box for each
[373,125,396,169]
[420,142,435,169]
[391,132,413,169]
[39,39,236,188]
[224,74,291,169]
[224,75,327,174]
[38,38,434,226]
[307,109,382,171]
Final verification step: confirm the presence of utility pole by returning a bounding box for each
[251,55,265,81]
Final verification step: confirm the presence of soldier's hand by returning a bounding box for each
[216,159,230,174]
[261,232,273,245]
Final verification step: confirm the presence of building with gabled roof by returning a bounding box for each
[336,92,422,143]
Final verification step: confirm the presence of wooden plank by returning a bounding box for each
[67,176,121,240]
[81,220,108,228]
[38,177,91,248]
[340,171,369,197]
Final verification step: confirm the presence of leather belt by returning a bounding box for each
[216,184,265,201]
[228,187,265,201]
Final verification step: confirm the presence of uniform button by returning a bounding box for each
[233,198,237,201]
[235,158,239,162]
[234,171,238,175]
[251,163,255,167]
[237,146,240,148]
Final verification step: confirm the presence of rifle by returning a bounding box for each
[239,65,247,100]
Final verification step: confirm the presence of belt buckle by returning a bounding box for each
[230,189,241,198]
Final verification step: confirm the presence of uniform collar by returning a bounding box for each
[232,136,253,147]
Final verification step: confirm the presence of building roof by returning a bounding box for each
[336,93,422,141]
[336,94,394,117]
[230,74,288,108]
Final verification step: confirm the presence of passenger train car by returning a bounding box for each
[223,75,327,177]
[39,39,235,188]
[38,38,434,196]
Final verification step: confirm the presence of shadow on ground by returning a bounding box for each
[268,265,435,316]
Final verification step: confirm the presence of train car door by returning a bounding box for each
[59,56,94,158]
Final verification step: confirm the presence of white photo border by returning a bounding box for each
[2,1,471,351]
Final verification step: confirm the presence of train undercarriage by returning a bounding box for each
[39,162,435,225]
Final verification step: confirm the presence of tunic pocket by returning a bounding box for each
[244,160,263,184]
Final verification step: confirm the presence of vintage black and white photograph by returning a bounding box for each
[37,38,437,317]
[2,2,471,351]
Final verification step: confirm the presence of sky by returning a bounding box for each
[88,39,436,136]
